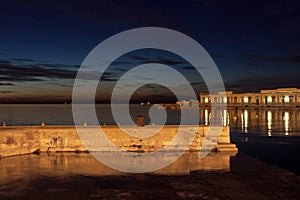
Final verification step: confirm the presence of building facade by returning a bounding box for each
[200,88,300,106]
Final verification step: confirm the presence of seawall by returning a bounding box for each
[0,126,237,158]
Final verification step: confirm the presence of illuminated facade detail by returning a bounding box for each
[200,88,300,106]
[284,96,290,103]
[267,96,272,103]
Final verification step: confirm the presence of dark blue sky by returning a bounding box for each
[0,0,300,103]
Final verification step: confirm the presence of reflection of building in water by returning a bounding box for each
[200,88,300,106]
[283,111,290,135]
[241,110,249,133]
[202,109,229,127]
[267,111,272,136]
[0,152,237,179]
[201,109,297,136]
[204,109,209,125]
[223,109,229,126]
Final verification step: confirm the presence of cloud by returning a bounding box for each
[239,54,300,64]
[140,58,186,66]
[0,59,77,82]
[49,82,72,88]
[0,91,16,94]
[0,82,15,86]
[99,71,119,82]
[129,55,148,61]
[0,76,42,82]
[181,66,195,70]
[12,58,50,63]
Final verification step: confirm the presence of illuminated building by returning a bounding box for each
[200,88,300,107]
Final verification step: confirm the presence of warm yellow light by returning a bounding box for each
[204,98,209,103]
[267,111,272,136]
[267,96,272,103]
[244,110,248,133]
[284,111,289,135]
[204,109,209,125]
[243,97,248,103]
[223,109,228,126]
[284,96,289,102]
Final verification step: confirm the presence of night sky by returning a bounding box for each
[0,0,300,103]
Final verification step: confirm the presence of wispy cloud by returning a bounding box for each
[129,55,148,61]
[0,82,15,86]
[0,91,17,94]
[140,59,186,66]
[0,59,77,82]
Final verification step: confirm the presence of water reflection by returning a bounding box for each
[204,109,209,125]
[200,108,299,136]
[0,152,236,184]
[267,111,272,136]
[283,111,289,135]
[0,105,299,136]
[241,110,249,133]
[223,109,229,127]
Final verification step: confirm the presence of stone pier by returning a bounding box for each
[0,126,237,158]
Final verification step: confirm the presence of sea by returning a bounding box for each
[0,104,299,174]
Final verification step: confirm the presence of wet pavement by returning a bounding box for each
[0,153,299,200]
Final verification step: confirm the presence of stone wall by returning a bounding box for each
[0,126,237,158]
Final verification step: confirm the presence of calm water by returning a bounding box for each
[0,104,180,126]
[0,104,300,137]
[0,104,299,174]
